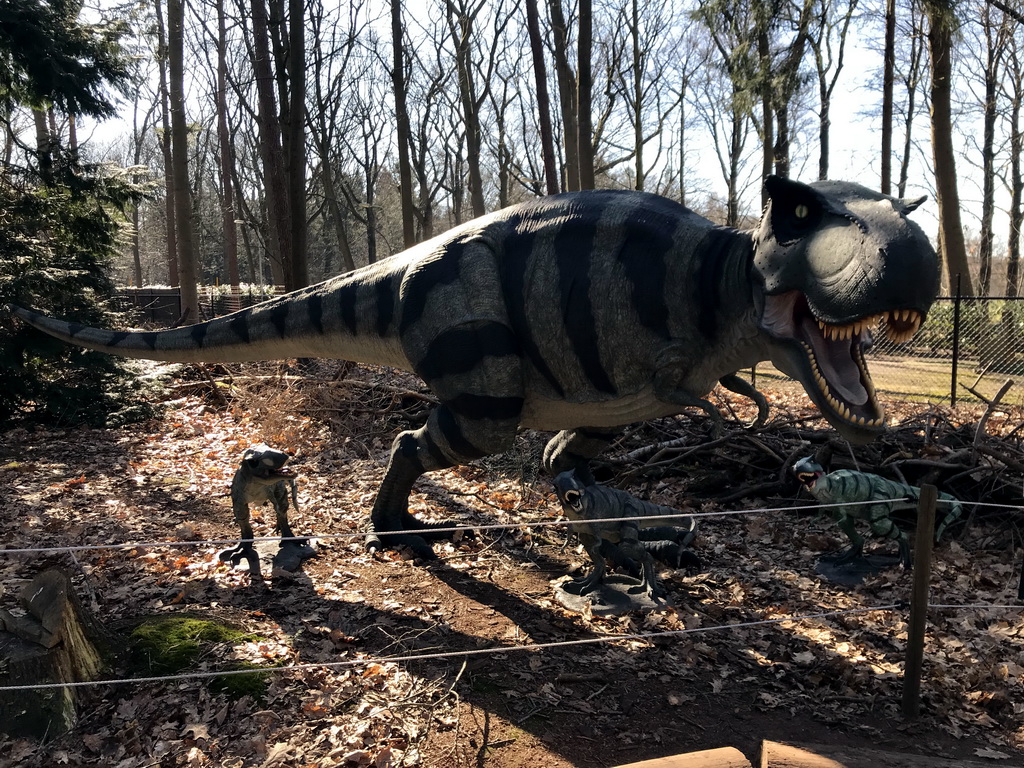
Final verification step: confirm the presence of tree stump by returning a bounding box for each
[0,569,104,739]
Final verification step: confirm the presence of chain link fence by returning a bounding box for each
[751,296,1024,407]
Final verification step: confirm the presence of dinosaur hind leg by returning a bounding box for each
[369,400,521,558]
[542,428,620,486]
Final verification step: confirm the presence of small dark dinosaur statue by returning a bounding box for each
[8,177,940,558]
[219,444,316,576]
[552,469,698,600]
[793,457,962,568]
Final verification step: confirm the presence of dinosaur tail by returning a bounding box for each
[935,495,962,541]
[7,263,413,370]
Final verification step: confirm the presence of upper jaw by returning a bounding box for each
[760,290,926,444]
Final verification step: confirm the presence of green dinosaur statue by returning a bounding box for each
[793,457,962,568]
[219,443,315,576]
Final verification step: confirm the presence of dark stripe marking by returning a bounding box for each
[437,407,489,460]
[307,293,324,334]
[108,331,131,347]
[694,227,736,340]
[229,311,251,344]
[501,216,566,397]
[414,323,519,382]
[375,277,395,337]
[337,283,358,334]
[269,302,289,338]
[617,205,674,337]
[554,209,616,395]
[140,332,158,350]
[446,393,524,422]
[190,323,209,348]
[399,243,466,335]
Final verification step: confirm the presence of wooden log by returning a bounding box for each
[759,741,1002,768]
[613,746,752,768]
[0,570,103,739]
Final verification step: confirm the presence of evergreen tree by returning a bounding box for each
[0,0,156,426]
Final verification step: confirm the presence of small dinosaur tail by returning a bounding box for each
[935,494,962,541]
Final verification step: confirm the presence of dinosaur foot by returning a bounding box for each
[366,517,474,560]
[554,575,672,616]
[217,543,263,580]
[272,539,318,572]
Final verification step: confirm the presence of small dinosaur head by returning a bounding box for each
[752,176,939,444]
[552,470,587,515]
[793,457,825,489]
[241,443,295,484]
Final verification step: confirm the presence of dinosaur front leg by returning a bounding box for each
[829,514,865,564]
[542,428,619,486]
[717,373,769,429]
[563,533,608,595]
[368,401,520,558]
[271,488,317,572]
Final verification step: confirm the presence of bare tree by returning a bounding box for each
[392,0,417,246]
[167,0,199,318]
[808,0,859,180]
[924,0,973,295]
[548,0,579,190]
[526,0,560,194]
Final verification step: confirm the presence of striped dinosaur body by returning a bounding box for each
[793,457,962,568]
[9,177,940,557]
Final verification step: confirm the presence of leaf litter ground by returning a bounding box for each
[0,361,1022,767]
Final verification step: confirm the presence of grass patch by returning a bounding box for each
[130,616,277,699]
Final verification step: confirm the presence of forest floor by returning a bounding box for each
[1,361,1023,768]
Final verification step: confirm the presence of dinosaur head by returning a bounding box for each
[752,176,939,444]
[241,443,295,485]
[793,456,825,490]
[552,470,587,515]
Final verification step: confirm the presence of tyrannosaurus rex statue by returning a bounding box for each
[8,176,940,558]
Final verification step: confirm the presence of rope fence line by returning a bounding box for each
[0,497,935,557]
[0,605,901,692]
[0,600,1018,694]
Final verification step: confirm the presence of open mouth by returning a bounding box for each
[795,471,818,487]
[763,291,925,433]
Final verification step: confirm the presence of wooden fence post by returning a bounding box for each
[902,484,937,718]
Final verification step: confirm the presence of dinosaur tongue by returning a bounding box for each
[801,317,869,406]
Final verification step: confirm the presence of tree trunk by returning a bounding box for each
[153,0,178,287]
[978,5,1006,296]
[286,0,307,289]
[447,0,486,217]
[549,0,579,191]
[1007,47,1022,301]
[758,24,773,200]
[526,0,559,195]
[251,0,290,288]
[925,0,973,296]
[217,0,240,289]
[391,0,417,246]
[881,0,895,194]
[168,0,199,319]
[577,0,596,189]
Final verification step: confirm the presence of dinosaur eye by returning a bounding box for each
[795,204,809,219]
